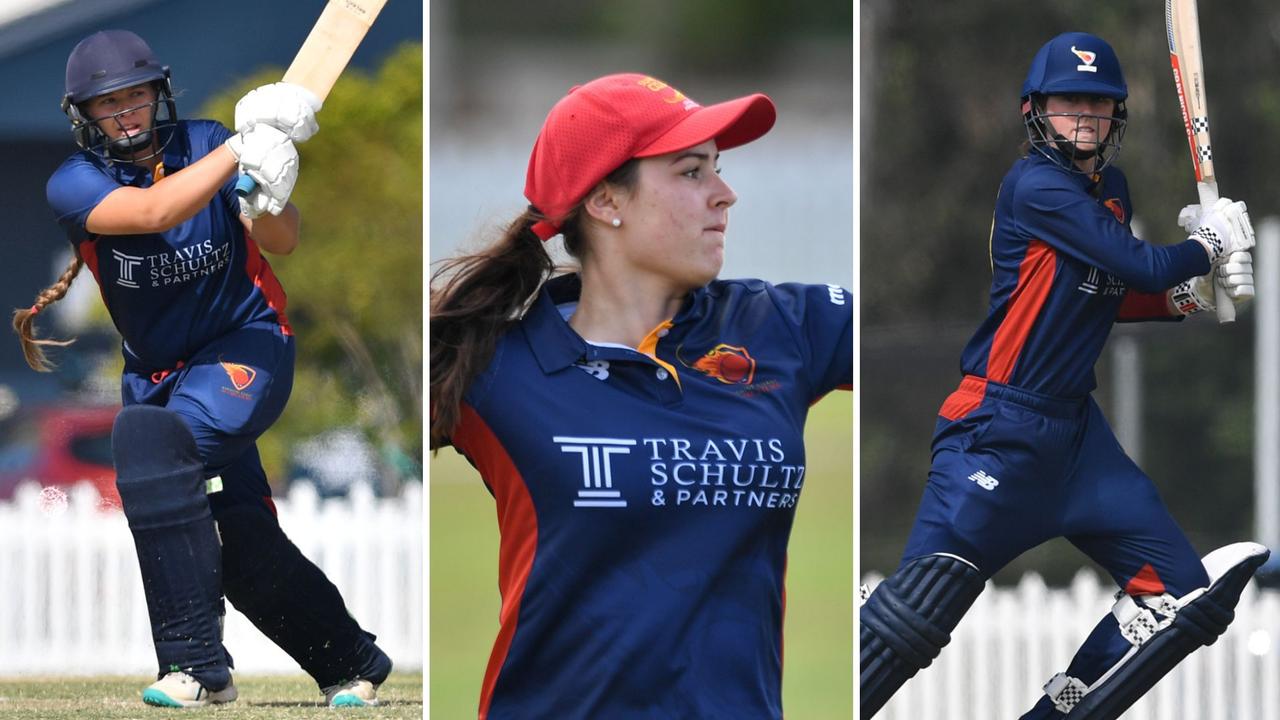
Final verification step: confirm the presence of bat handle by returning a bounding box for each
[1198,182,1235,323]
[1214,281,1235,322]
[234,175,258,198]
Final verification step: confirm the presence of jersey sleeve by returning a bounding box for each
[1011,167,1210,293]
[1116,289,1181,323]
[766,282,853,399]
[46,156,120,241]
[196,120,242,208]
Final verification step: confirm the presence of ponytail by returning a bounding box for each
[430,208,556,449]
[429,159,639,450]
[12,253,84,372]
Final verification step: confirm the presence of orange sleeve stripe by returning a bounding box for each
[454,404,540,719]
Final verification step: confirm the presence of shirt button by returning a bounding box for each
[656,368,669,381]
[657,328,669,338]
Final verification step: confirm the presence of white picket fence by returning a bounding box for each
[0,481,422,676]
[866,571,1280,720]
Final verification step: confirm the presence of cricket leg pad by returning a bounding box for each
[1037,543,1269,719]
[112,405,230,691]
[216,502,392,689]
[860,553,985,718]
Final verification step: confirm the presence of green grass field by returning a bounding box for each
[429,394,853,718]
[0,672,422,719]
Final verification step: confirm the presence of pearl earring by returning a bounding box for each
[611,218,622,228]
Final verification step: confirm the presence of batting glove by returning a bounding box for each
[1177,203,1201,234]
[225,126,299,217]
[1191,197,1255,264]
[234,82,321,143]
[1170,251,1255,316]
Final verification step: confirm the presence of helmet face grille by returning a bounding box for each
[68,79,179,165]
[1023,96,1128,175]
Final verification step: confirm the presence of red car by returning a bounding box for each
[0,404,120,509]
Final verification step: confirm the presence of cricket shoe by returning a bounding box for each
[142,671,238,708]
[324,678,381,708]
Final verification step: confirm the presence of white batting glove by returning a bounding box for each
[1169,251,1255,316]
[1177,204,1201,234]
[238,187,278,219]
[1218,250,1255,301]
[1190,197,1255,264]
[225,126,299,217]
[1170,275,1216,315]
[234,82,321,143]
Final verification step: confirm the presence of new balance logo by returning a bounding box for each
[968,470,999,491]
[554,436,637,507]
[825,284,846,306]
[574,359,610,381]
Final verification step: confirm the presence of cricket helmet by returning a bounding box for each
[1021,32,1128,174]
[62,30,177,163]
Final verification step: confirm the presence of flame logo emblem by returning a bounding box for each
[1071,46,1098,72]
[679,343,756,385]
[220,362,257,392]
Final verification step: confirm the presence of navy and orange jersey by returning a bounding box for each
[449,273,851,720]
[954,152,1210,399]
[46,120,289,373]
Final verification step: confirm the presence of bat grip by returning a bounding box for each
[234,175,258,197]
[1214,282,1236,322]
[1198,182,1236,323]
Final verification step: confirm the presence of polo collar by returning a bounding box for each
[523,274,713,375]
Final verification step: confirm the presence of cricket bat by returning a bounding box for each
[235,0,388,196]
[1166,0,1234,322]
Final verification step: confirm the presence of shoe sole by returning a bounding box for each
[142,688,237,708]
[142,689,191,708]
[330,695,379,708]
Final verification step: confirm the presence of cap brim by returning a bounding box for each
[635,93,776,157]
[1039,79,1126,100]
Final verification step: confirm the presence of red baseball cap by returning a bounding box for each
[525,73,777,241]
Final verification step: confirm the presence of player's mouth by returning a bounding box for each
[705,223,726,234]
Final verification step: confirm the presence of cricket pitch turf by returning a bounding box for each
[0,672,422,719]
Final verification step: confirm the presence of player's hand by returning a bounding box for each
[1177,203,1201,234]
[225,126,299,217]
[1190,197,1255,264]
[1170,251,1254,315]
[234,82,321,143]
[238,187,279,219]
[1218,250,1255,302]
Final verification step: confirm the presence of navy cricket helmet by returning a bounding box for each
[62,30,177,163]
[1021,32,1128,174]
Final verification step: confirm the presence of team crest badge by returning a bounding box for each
[680,343,756,385]
[1104,198,1126,223]
[1071,45,1098,72]
[220,362,257,391]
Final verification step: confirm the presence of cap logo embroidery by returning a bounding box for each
[636,76,701,111]
[1071,46,1098,73]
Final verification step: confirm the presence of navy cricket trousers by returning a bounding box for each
[900,376,1209,715]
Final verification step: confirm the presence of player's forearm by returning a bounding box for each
[86,146,238,235]
[243,202,300,255]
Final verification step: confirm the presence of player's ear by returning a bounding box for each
[582,182,622,226]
